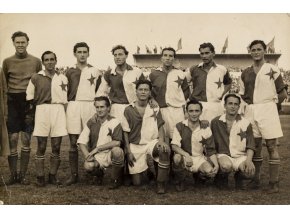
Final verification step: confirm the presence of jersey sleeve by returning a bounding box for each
[223,69,232,85]
[184,68,192,82]
[204,134,216,157]
[96,72,110,97]
[121,108,131,132]
[199,127,216,157]
[238,74,245,95]
[26,77,36,101]
[112,123,123,142]
[95,69,102,94]
[77,125,91,145]
[272,66,287,93]
[182,77,190,100]
[245,124,256,152]
[171,126,182,147]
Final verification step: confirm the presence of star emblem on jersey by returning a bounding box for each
[215,78,223,88]
[237,128,247,141]
[151,110,158,121]
[107,128,113,137]
[199,136,207,156]
[87,74,96,85]
[265,68,277,80]
[174,76,183,88]
[60,81,67,91]
[199,136,207,146]
[133,73,148,85]
[133,78,139,85]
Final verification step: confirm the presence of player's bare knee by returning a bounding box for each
[51,146,61,155]
[218,157,232,172]
[9,133,19,150]
[111,147,124,158]
[267,143,280,160]
[21,132,31,146]
[219,162,232,173]
[111,147,124,161]
[173,154,182,166]
[69,134,78,150]
[84,161,96,172]
[200,162,213,176]
[51,138,61,152]
[51,142,61,155]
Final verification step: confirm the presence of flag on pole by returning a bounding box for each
[153,45,157,54]
[176,38,182,51]
[221,37,228,53]
[267,37,275,53]
[137,46,140,54]
[145,45,152,54]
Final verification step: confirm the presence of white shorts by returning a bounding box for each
[110,103,129,122]
[184,155,208,173]
[94,150,112,169]
[217,154,247,171]
[160,107,185,139]
[244,101,283,139]
[33,104,67,137]
[128,139,159,174]
[66,101,96,134]
[200,101,224,122]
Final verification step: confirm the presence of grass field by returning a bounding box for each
[1,115,290,205]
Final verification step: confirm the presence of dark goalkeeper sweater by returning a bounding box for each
[2,52,42,93]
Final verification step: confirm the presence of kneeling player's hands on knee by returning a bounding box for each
[127,153,136,167]
[86,154,94,162]
[244,160,255,176]
[211,165,219,176]
[185,155,193,167]
[157,141,169,153]
[86,148,98,162]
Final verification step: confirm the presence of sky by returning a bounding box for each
[1,13,290,70]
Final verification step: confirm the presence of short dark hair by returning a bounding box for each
[111,45,129,55]
[94,96,111,107]
[249,40,267,50]
[224,93,241,104]
[11,31,29,42]
[199,43,215,53]
[136,79,152,90]
[41,51,57,62]
[73,42,90,53]
[186,99,203,111]
[161,47,176,58]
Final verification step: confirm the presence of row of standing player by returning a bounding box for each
[0,31,287,194]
